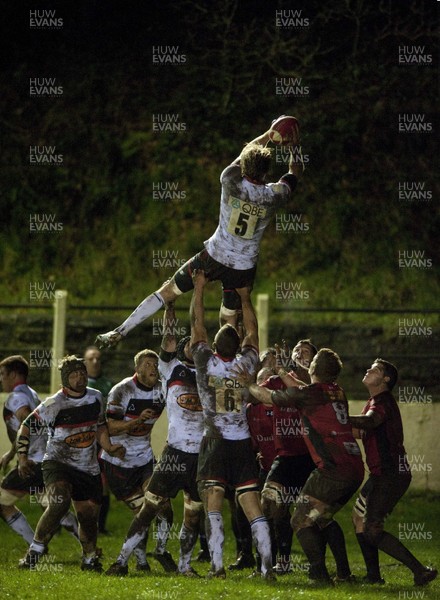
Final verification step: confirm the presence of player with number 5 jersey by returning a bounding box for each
[96,118,300,349]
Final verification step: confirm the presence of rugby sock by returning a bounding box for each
[29,538,46,555]
[322,520,351,578]
[117,292,165,336]
[133,536,148,566]
[207,511,224,572]
[117,526,148,566]
[60,511,79,539]
[178,524,198,572]
[154,514,171,555]
[296,525,330,581]
[376,531,425,574]
[250,515,272,575]
[6,511,34,544]
[356,532,381,580]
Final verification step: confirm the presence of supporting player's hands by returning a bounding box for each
[138,408,159,422]
[275,340,291,372]
[17,456,36,479]
[232,363,255,389]
[192,269,208,289]
[107,444,126,460]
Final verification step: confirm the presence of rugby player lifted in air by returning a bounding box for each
[96,118,300,349]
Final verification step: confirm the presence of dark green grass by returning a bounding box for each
[0,492,439,600]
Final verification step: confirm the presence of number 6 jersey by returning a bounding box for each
[192,341,259,441]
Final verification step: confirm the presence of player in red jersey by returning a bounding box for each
[350,359,437,587]
[257,339,316,574]
[238,348,363,583]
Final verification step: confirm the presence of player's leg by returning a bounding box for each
[0,462,45,545]
[178,491,203,576]
[352,479,383,583]
[236,487,273,578]
[290,493,331,582]
[95,251,206,348]
[19,480,73,568]
[227,492,255,570]
[73,498,102,570]
[198,480,226,577]
[0,490,34,544]
[34,489,80,542]
[219,263,256,327]
[363,474,437,586]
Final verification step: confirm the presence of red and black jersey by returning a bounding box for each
[246,403,276,472]
[361,391,410,476]
[272,382,364,482]
[261,375,309,457]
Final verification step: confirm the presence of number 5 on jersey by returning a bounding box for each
[227,196,267,240]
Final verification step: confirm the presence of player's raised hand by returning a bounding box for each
[232,363,255,389]
[192,269,208,289]
[275,340,291,370]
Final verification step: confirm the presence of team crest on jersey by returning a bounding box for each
[64,430,95,448]
[177,393,202,412]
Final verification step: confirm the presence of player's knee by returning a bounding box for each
[124,492,146,512]
[144,490,167,510]
[0,487,20,507]
[364,521,384,546]
[291,502,321,532]
[184,497,203,514]
[261,485,286,520]
[197,480,224,504]
[222,289,241,311]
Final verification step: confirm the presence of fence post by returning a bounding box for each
[50,290,68,394]
[256,293,269,351]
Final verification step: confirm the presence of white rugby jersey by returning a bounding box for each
[192,342,259,441]
[159,354,204,454]
[204,163,294,270]
[3,383,46,462]
[100,375,165,468]
[32,387,105,475]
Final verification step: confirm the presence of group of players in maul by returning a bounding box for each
[0,120,437,587]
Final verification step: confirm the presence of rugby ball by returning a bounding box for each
[269,115,300,145]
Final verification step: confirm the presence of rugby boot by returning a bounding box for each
[18,550,42,570]
[105,561,128,576]
[153,550,178,573]
[414,567,438,586]
[81,557,103,573]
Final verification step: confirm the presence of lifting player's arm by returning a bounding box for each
[190,270,209,347]
[236,286,258,350]
[161,301,177,354]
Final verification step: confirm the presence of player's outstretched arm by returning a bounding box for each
[161,301,177,353]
